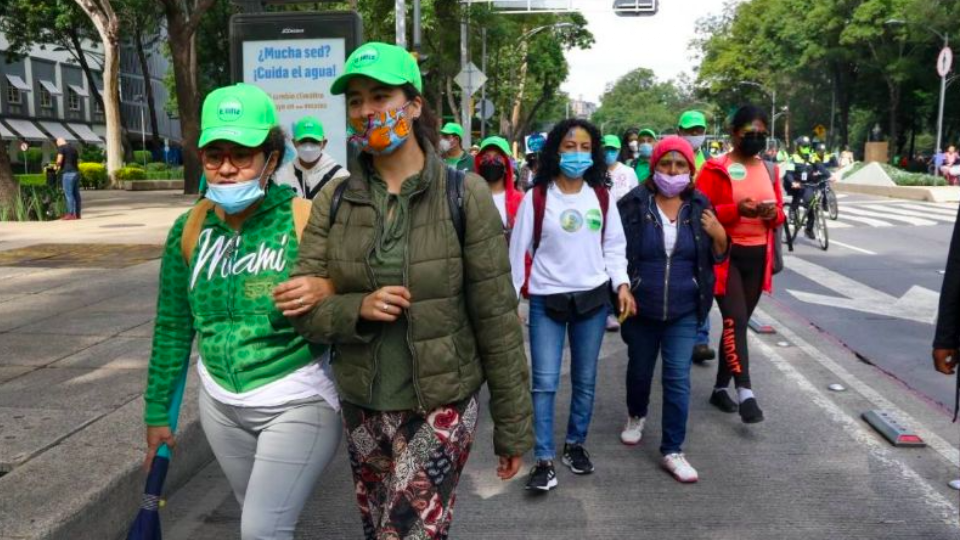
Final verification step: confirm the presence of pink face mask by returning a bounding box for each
[652,171,691,198]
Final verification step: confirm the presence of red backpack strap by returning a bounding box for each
[593,184,609,244]
[532,183,548,253]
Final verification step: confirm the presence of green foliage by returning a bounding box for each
[592,69,708,137]
[132,150,152,164]
[145,167,183,180]
[78,162,108,190]
[14,174,46,186]
[115,166,147,181]
[80,145,106,163]
[881,163,946,186]
[0,185,65,222]
[145,161,169,172]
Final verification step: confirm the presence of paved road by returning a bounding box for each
[771,193,957,412]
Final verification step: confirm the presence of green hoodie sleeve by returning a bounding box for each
[291,179,377,345]
[144,212,195,426]
[460,173,534,457]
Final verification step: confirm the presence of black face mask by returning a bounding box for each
[525,155,538,167]
[479,162,506,183]
[738,135,767,157]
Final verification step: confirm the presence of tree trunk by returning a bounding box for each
[887,80,899,161]
[445,77,460,120]
[0,138,18,217]
[134,21,162,154]
[509,40,530,142]
[515,79,552,144]
[167,16,202,194]
[68,29,105,114]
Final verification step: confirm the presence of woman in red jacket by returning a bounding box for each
[695,105,784,424]
[474,136,524,238]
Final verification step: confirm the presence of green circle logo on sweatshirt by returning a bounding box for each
[585,208,603,231]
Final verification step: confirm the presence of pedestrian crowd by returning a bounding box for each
[139,41,955,540]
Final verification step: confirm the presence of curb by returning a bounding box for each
[834,182,960,203]
[122,180,185,191]
[0,377,212,540]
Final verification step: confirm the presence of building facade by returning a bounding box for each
[0,28,181,168]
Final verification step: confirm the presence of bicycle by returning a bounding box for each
[822,180,839,220]
[785,178,829,251]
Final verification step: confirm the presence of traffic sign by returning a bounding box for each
[19,142,29,152]
[455,62,487,97]
[813,124,827,140]
[937,47,953,78]
[475,99,495,120]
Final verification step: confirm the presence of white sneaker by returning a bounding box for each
[620,416,645,445]
[661,453,699,483]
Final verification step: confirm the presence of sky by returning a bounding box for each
[560,0,732,105]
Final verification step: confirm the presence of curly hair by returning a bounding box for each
[533,118,610,189]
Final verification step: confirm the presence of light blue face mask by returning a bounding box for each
[205,153,274,215]
[638,142,654,159]
[604,149,620,166]
[560,151,594,179]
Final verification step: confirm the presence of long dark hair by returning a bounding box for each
[401,83,440,150]
[619,127,640,163]
[533,118,609,189]
[728,104,769,135]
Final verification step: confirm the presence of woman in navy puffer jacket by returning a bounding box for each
[616,136,729,484]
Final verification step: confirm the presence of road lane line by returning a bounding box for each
[751,334,960,525]
[755,307,960,466]
[878,206,957,222]
[830,240,877,255]
[841,205,938,226]
[834,214,894,227]
[893,203,960,217]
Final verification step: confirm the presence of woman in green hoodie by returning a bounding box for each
[291,42,533,539]
[142,83,341,540]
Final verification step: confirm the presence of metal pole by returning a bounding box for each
[412,0,421,54]
[481,28,487,140]
[936,34,949,153]
[460,9,471,150]
[395,0,406,48]
[770,89,776,142]
[140,104,146,165]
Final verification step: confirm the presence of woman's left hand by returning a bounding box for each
[273,276,335,317]
[617,284,637,319]
[758,202,779,221]
[701,209,726,241]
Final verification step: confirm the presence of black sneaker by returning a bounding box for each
[692,344,716,363]
[561,443,595,475]
[739,397,765,424]
[709,389,739,413]
[525,461,557,491]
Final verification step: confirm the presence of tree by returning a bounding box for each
[160,0,219,194]
[592,68,699,136]
[0,137,17,217]
[119,0,165,154]
[72,0,123,185]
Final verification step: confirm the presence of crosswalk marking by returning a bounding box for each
[833,213,894,227]
[887,203,958,217]
[839,205,939,226]
[874,205,956,222]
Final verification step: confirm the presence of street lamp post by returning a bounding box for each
[135,94,146,166]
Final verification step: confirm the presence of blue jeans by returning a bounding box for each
[528,295,608,461]
[695,316,710,346]
[621,313,697,455]
[61,171,81,216]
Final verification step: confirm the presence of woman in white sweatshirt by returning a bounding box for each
[509,118,636,493]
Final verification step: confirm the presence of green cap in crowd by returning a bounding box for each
[330,42,422,96]
[479,135,511,157]
[602,134,621,149]
[293,116,325,142]
[678,110,707,130]
[638,128,659,139]
[199,83,278,149]
[441,123,465,139]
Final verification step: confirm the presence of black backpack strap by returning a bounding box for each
[307,165,343,200]
[446,166,465,247]
[294,167,307,197]
[329,180,349,229]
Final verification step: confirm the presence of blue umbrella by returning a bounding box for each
[127,360,189,540]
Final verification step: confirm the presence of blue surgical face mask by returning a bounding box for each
[638,142,654,159]
[604,149,620,166]
[559,151,593,179]
[205,153,273,214]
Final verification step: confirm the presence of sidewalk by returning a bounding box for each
[0,190,957,539]
[165,300,960,539]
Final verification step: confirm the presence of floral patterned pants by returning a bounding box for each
[341,393,479,540]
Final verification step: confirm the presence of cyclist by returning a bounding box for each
[784,137,829,239]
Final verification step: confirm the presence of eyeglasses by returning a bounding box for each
[200,146,260,170]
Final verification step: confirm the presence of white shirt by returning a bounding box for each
[275,153,351,199]
[509,182,630,297]
[198,352,340,410]
[609,162,640,202]
[492,192,508,227]
[656,203,679,256]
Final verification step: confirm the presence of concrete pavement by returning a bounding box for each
[0,189,957,539]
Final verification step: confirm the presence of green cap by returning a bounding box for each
[678,110,707,129]
[440,123,465,138]
[602,134,621,150]
[479,136,511,157]
[638,128,659,139]
[330,42,422,96]
[199,83,277,149]
[293,116,325,142]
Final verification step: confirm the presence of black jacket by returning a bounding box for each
[934,205,960,349]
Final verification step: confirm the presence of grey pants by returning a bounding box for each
[199,386,342,540]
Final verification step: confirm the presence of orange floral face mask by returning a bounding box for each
[348,102,412,155]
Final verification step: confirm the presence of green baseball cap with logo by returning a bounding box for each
[479,136,511,157]
[602,134,621,150]
[638,128,659,139]
[678,110,707,129]
[330,42,422,96]
[441,123,465,138]
[293,116,325,142]
[199,83,278,149]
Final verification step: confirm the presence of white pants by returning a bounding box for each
[199,385,342,540]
